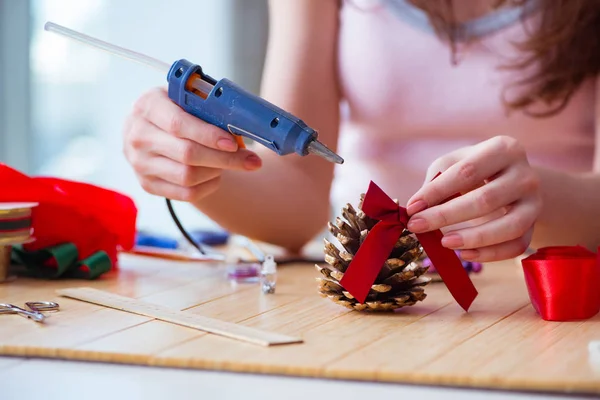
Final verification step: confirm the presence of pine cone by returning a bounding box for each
[315,194,431,312]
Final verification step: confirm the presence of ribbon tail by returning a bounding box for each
[417,230,478,311]
[340,223,403,303]
[69,251,112,280]
[11,243,78,279]
[11,243,111,280]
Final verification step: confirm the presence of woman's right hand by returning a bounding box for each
[123,87,263,202]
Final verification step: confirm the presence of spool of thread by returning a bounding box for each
[0,202,38,283]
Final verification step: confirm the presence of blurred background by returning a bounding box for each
[0,0,268,235]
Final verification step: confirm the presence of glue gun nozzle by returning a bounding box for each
[307,140,344,164]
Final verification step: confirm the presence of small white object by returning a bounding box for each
[589,340,600,374]
[262,255,277,274]
[260,254,277,294]
[589,341,600,356]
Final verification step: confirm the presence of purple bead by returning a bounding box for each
[464,262,473,272]
[424,251,483,276]
[471,262,483,273]
[423,257,435,272]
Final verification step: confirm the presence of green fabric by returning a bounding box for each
[10,243,111,280]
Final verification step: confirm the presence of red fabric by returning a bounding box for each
[0,163,137,268]
[339,181,478,311]
[521,246,600,321]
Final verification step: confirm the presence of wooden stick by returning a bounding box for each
[56,287,303,347]
[0,245,12,283]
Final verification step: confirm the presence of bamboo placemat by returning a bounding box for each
[0,253,599,395]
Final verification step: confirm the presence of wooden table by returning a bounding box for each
[0,252,598,399]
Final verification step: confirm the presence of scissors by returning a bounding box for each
[0,301,60,323]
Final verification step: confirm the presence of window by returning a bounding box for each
[1,0,267,234]
[0,0,31,172]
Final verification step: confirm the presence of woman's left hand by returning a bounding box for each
[405,135,543,262]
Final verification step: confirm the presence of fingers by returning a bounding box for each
[407,164,538,232]
[125,114,262,171]
[407,136,526,214]
[458,229,534,262]
[132,87,240,152]
[138,175,222,203]
[422,147,466,184]
[128,150,225,202]
[139,156,221,187]
[124,87,267,204]
[404,136,542,262]
[440,198,540,251]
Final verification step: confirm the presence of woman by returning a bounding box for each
[122,0,600,262]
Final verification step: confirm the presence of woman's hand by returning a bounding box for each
[123,87,262,203]
[406,136,543,262]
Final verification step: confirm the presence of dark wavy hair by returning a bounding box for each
[406,0,600,117]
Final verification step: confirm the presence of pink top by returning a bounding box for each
[331,0,597,211]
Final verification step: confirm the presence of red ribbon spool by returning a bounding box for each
[521,246,600,321]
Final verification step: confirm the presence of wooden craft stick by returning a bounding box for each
[0,245,11,282]
[56,287,303,347]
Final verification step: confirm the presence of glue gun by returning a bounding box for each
[43,22,344,165]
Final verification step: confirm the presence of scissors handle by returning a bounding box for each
[26,301,60,312]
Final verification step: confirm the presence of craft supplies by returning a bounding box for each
[0,258,598,394]
[0,301,59,323]
[135,231,179,249]
[327,180,477,311]
[0,246,10,282]
[260,255,277,294]
[56,287,302,346]
[127,245,225,262]
[317,193,430,311]
[0,163,137,274]
[521,246,600,321]
[0,202,38,283]
[0,203,36,243]
[189,229,230,246]
[11,243,112,280]
[44,22,343,165]
[136,228,231,249]
[226,263,260,283]
[43,22,342,275]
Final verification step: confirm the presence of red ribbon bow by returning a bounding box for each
[521,246,600,321]
[339,181,478,311]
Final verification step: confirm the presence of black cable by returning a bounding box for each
[165,199,326,264]
[165,198,206,255]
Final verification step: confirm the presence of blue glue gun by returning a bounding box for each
[166,60,343,163]
[44,22,344,164]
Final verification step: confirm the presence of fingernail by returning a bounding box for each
[217,138,237,151]
[441,233,463,248]
[407,200,427,215]
[244,154,262,170]
[407,218,429,232]
[460,249,480,261]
